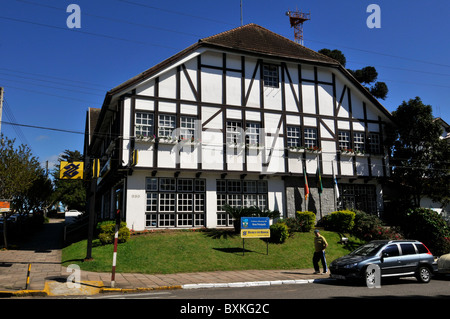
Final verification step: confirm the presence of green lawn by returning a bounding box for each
[62,229,364,274]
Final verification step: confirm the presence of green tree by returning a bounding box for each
[52,150,86,212]
[389,97,450,208]
[0,134,43,247]
[318,48,388,99]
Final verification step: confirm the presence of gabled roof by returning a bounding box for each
[200,23,338,65]
[107,24,338,97]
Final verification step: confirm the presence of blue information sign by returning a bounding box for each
[241,217,270,229]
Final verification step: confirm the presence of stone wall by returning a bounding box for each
[285,177,337,222]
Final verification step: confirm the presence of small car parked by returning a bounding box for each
[438,253,450,275]
[329,240,437,283]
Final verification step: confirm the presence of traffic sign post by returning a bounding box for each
[240,217,271,256]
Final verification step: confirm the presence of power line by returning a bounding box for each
[116,0,234,27]
[15,0,203,39]
[3,99,32,148]
[0,15,180,50]
[308,38,450,69]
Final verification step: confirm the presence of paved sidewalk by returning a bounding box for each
[0,218,327,297]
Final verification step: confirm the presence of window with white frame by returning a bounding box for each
[287,126,301,148]
[338,184,377,214]
[216,179,268,227]
[246,122,261,146]
[338,131,350,150]
[304,128,318,148]
[263,64,279,88]
[160,193,175,212]
[180,116,197,141]
[135,112,154,137]
[226,121,242,144]
[145,177,206,228]
[158,114,176,137]
[353,132,365,153]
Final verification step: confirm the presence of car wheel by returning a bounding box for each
[416,266,431,283]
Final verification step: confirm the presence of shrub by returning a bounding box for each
[269,222,289,244]
[321,210,355,233]
[295,211,316,232]
[281,217,302,234]
[97,220,130,245]
[399,208,450,256]
[351,210,403,241]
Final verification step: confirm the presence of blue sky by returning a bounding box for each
[0,0,449,171]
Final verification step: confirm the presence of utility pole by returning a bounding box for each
[0,87,4,134]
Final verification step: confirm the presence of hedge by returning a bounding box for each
[269,222,289,244]
[96,220,130,245]
[320,210,355,233]
[295,211,316,232]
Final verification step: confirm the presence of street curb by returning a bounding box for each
[0,278,329,297]
[181,279,317,289]
[101,285,183,294]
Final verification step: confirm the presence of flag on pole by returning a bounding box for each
[333,170,340,200]
[303,166,309,201]
[316,165,323,194]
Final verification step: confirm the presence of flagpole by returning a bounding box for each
[332,161,340,211]
[317,157,323,219]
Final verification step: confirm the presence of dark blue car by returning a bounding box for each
[329,240,438,283]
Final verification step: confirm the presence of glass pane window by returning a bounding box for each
[304,128,317,148]
[159,193,175,212]
[243,181,257,193]
[338,131,350,150]
[146,214,157,227]
[353,132,365,152]
[369,133,380,154]
[178,214,193,227]
[243,194,257,207]
[135,112,154,137]
[194,179,205,192]
[227,180,242,193]
[194,193,205,212]
[257,180,268,193]
[177,193,193,212]
[160,178,176,192]
[263,64,279,88]
[146,193,158,212]
[180,116,197,140]
[287,126,301,147]
[159,214,175,227]
[158,114,176,137]
[177,179,193,192]
[246,122,260,145]
[146,178,158,192]
[226,121,242,144]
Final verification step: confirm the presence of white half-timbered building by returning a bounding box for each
[84,24,395,230]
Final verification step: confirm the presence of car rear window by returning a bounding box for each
[400,243,416,255]
[415,243,429,254]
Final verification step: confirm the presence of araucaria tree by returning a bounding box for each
[390,97,450,207]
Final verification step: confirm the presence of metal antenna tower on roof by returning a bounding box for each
[286,8,311,45]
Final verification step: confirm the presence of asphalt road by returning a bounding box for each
[88,276,450,300]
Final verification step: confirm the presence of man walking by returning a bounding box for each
[313,229,328,274]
